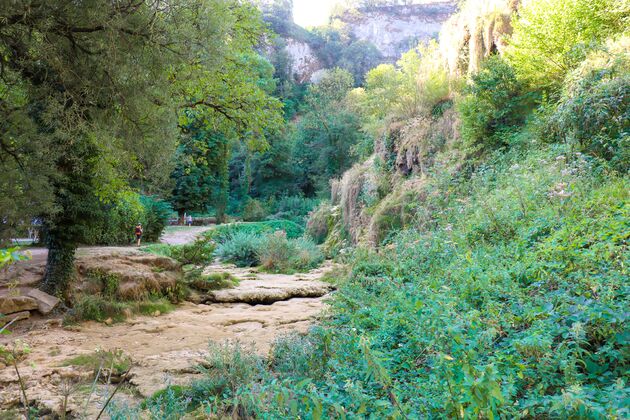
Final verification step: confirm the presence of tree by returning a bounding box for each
[507,0,629,91]
[0,0,282,295]
[172,53,282,222]
[293,69,368,195]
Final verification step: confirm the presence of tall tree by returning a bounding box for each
[293,68,367,195]
[0,0,281,295]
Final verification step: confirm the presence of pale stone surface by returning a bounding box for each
[26,289,60,315]
[0,310,30,328]
[0,296,38,315]
[340,3,458,62]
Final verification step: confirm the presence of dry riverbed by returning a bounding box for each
[0,228,339,417]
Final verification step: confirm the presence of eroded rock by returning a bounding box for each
[0,311,30,328]
[205,281,333,305]
[26,289,60,315]
[0,296,38,315]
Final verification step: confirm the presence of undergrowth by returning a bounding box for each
[64,296,174,324]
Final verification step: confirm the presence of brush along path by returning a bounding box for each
[0,247,338,416]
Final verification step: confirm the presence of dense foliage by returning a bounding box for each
[105,0,629,418]
[3,0,629,417]
[0,0,283,294]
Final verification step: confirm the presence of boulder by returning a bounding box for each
[26,289,60,315]
[0,296,38,315]
[0,311,30,328]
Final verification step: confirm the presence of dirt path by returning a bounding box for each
[0,254,339,416]
[159,226,213,245]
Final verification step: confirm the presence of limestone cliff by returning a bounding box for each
[263,2,459,83]
[336,2,459,63]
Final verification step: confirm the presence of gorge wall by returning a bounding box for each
[264,1,459,83]
[337,2,459,63]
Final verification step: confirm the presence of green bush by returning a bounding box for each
[140,195,172,242]
[256,231,294,272]
[141,236,215,266]
[82,193,172,246]
[459,56,530,156]
[214,232,262,267]
[63,348,131,381]
[65,295,129,323]
[64,295,175,324]
[507,0,627,90]
[186,271,238,291]
[547,61,629,172]
[241,198,267,222]
[207,220,303,243]
[305,201,334,244]
[256,232,323,273]
[169,236,215,266]
[268,195,319,224]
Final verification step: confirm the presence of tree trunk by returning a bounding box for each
[41,239,76,298]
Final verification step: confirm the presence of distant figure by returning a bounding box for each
[187,215,193,227]
[135,223,143,246]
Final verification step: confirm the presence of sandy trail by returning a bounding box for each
[159,226,213,245]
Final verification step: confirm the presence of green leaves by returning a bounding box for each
[0,247,29,269]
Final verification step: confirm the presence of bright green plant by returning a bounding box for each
[458,56,531,156]
[546,53,629,172]
[507,0,628,90]
[208,220,304,243]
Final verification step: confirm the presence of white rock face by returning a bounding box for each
[340,2,458,62]
[275,2,459,82]
[285,38,323,83]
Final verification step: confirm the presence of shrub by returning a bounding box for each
[458,56,530,156]
[268,196,319,224]
[140,195,172,242]
[81,193,172,246]
[242,198,267,222]
[185,341,264,416]
[256,231,294,272]
[546,45,629,172]
[507,0,627,90]
[65,295,129,323]
[305,202,334,244]
[169,236,215,266]
[208,220,303,243]
[63,348,131,381]
[257,232,324,273]
[142,237,215,266]
[64,295,174,324]
[186,271,238,291]
[214,232,262,267]
[290,237,324,271]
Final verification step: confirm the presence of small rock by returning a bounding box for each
[0,296,38,315]
[0,310,30,328]
[26,289,60,315]
[63,325,82,332]
[152,310,161,317]
[44,319,63,328]
[104,318,113,325]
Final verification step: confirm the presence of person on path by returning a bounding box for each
[187,215,193,227]
[135,223,143,246]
